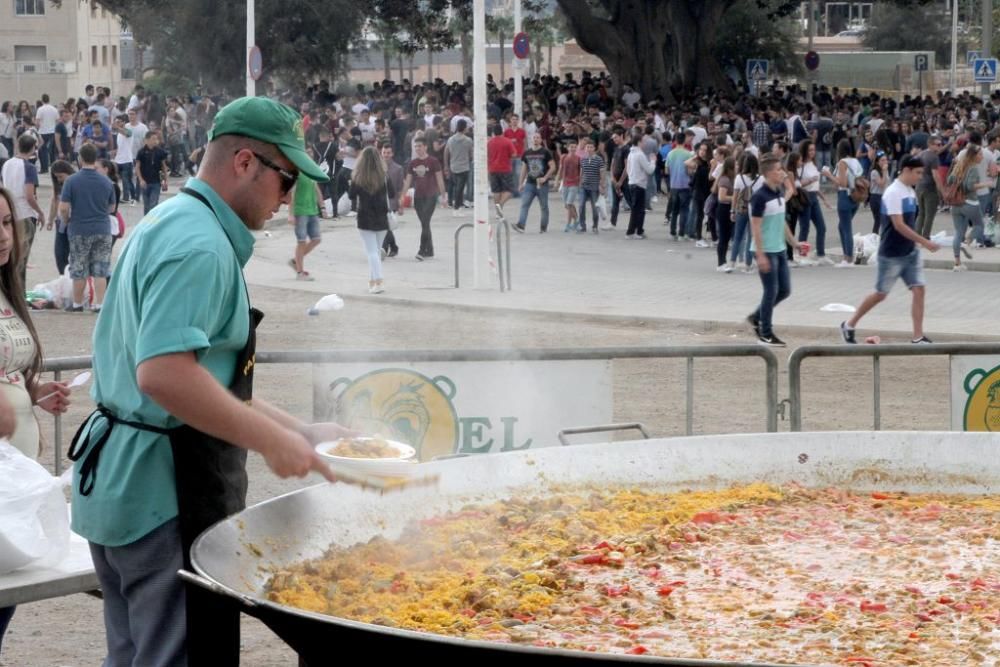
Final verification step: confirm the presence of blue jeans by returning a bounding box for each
[836,190,859,258]
[753,252,791,338]
[517,181,550,230]
[797,191,827,257]
[117,162,135,201]
[578,188,600,228]
[39,133,54,172]
[142,183,161,215]
[0,604,14,656]
[54,225,69,275]
[668,188,691,238]
[952,202,985,258]
[731,211,754,265]
[510,158,522,196]
[645,172,656,208]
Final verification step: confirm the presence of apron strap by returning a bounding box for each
[67,404,173,497]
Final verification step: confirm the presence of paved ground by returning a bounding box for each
[242,187,1000,342]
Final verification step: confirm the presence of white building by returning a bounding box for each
[0,0,134,105]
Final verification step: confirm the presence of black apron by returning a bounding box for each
[69,186,262,666]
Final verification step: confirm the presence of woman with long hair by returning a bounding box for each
[868,152,890,235]
[0,102,15,157]
[0,185,73,657]
[349,146,396,294]
[796,140,832,265]
[782,151,804,263]
[729,152,761,272]
[714,156,737,272]
[947,144,990,271]
[823,138,865,267]
[48,160,76,275]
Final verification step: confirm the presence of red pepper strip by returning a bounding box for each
[938,596,954,604]
[643,567,661,579]
[915,613,934,622]
[952,602,973,613]
[844,658,878,665]
[578,606,603,616]
[512,613,534,622]
[605,584,630,597]
[657,586,677,597]
[871,492,891,500]
[592,540,613,550]
[904,586,923,596]
[573,553,609,565]
[614,618,641,629]
[626,646,649,655]
[460,608,477,618]
[971,578,988,589]
[945,573,962,581]
[860,600,887,613]
[690,511,736,524]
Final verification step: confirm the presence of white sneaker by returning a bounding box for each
[652,196,660,204]
[346,211,357,217]
[953,264,968,272]
[835,260,852,268]
[600,223,614,231]
[817,256,835,266]
[452,210,462,217]
[695,239,710,248]
[716,264,731,273]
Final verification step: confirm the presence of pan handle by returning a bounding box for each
[557,422,650,446]
[177,569,258,609]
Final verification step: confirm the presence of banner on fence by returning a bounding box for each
[314,360,612,460]
[951,356,1000,431]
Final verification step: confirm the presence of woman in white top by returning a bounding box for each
[796,140,833,265]
[868,152,890,235]
[0,186,72,654]
[823,139,865,267]
[0,102,15,158]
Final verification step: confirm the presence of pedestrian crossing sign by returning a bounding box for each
[974,58,997,83]
[746,59,769,81]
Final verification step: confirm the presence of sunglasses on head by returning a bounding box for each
[241,150,297,194]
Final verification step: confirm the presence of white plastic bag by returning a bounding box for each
[596,194,609,221]
[322,198,333,218]
[0,440,70,574]
[337,193,352,216]
[32,271,73,310]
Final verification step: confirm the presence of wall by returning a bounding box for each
[0,0,78,103]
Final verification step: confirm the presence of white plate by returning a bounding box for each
[315,438,419,478]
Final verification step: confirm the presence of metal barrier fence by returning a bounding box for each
[41,345,780,473]
[788,342,1000,432]
[454,221,512,291]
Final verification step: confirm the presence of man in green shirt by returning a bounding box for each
[288,171,324,280]
[69,96,344,667]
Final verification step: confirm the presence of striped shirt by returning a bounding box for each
[580,155,604,190]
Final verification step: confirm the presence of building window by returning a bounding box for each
[92,45,98,66]
[14,0,45,15]
[112,45,117,66]
[102,45,108,66]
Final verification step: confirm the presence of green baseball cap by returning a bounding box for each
[208,96,329,182]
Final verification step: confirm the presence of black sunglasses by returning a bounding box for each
[240,150,297,193]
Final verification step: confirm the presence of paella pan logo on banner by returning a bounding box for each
[314,361,612,460]
[950,356,1000,431]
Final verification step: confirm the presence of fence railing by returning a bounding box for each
[788,343,1000,432]
[454,221,512,291]
[41,345,780,473]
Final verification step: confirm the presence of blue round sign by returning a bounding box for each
[512,32,530,60]
[805,50,820,72]
[249,45,263,81]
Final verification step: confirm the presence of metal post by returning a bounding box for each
[872,355,881,431]
[495,223,505,293]
[472,0,491,289]
[984,0,994,98]
[453,223,472,288]
[246,0,255,97]
[685,357,694,436]
[53,369,62,475]
[514,0,523,118]
[952,0,960,93]
[807,0,815,104]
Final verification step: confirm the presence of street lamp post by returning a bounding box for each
[951,0,959,93]
[472,0,491,288]
[246,0,255,97]
[514,0,522,118]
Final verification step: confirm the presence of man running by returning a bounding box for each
[515,133,555,233]
[840,155,940,344]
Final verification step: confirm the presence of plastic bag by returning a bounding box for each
[596,195,609,221]
[32,270,73,310]
[337,193,352,216]
[985,219,999,244]
[0,440,70,574]
[322,198,334,218]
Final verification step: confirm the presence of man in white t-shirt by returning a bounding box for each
[126,84,145,121]
[1,134,46,284]
[357,110,376,143]
[112,114,137,204]
[34,94,60,174]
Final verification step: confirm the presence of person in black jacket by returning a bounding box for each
[349,146,395,294]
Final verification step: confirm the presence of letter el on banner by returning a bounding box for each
[314,360,612,460]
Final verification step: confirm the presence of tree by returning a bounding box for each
[487,14,515,85]
[864,2,964,67]
[714,0,804,84]
[64,0,363,93]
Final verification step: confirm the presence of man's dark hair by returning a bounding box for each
[491,124,503,137]
[17,134,36,154]
[900,154,924,171]
[674,131,685,143]
[79,143,98,165]
[413,136,427,146]
[41,93,50,104]
[968,131,983,146]
[85,84,94,92]
[456,119,467,132]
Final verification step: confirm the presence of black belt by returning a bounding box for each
[67,404,174,496]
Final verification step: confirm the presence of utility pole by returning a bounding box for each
[807,0,815,105]
[514,0,523,118]
[951,0,959,93]
[984,0,994,98]
[246,0,254,97]
[472,0,491,289]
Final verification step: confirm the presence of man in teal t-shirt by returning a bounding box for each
[70,97,348,667]
[289,171,323,280]
[748,153,801,347]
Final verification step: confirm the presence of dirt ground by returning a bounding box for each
[2,282,958,666]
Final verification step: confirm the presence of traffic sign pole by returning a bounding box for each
[984,0,994,99]
[246,0,254,97]
[513,0,522,119]
[806,0,815,104]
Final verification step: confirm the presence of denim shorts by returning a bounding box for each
[69,234,113,279]
[875,248,924,294]
[294,215,321,242]
[560,185,580,206]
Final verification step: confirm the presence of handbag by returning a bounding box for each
[385,179,399,231]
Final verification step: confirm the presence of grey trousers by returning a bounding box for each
[89,518,187,667]
[916,188,940,239]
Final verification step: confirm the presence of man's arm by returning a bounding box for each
[891,212,939,251]
[751,214,769,272]
[57,201,70,222]
[435,169,447,198]
[137,353,336,480]
[25,183,45,224]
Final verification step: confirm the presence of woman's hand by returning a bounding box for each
[34,381,70,415]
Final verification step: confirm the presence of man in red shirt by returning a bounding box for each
[401,137,446,261]
[503,113,526,197]
[555,137,582,232]
[487,125,517,223]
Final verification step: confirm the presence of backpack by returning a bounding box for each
[735,175,760,215]
[941,164,967,207]
[843,160,869,204]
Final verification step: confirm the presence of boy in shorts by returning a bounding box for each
[840,154,941,344]
[556,138,581,231]
[487,125,517,222]
[289,172,324,281]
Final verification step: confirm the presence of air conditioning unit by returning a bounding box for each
[48,60,65,73]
